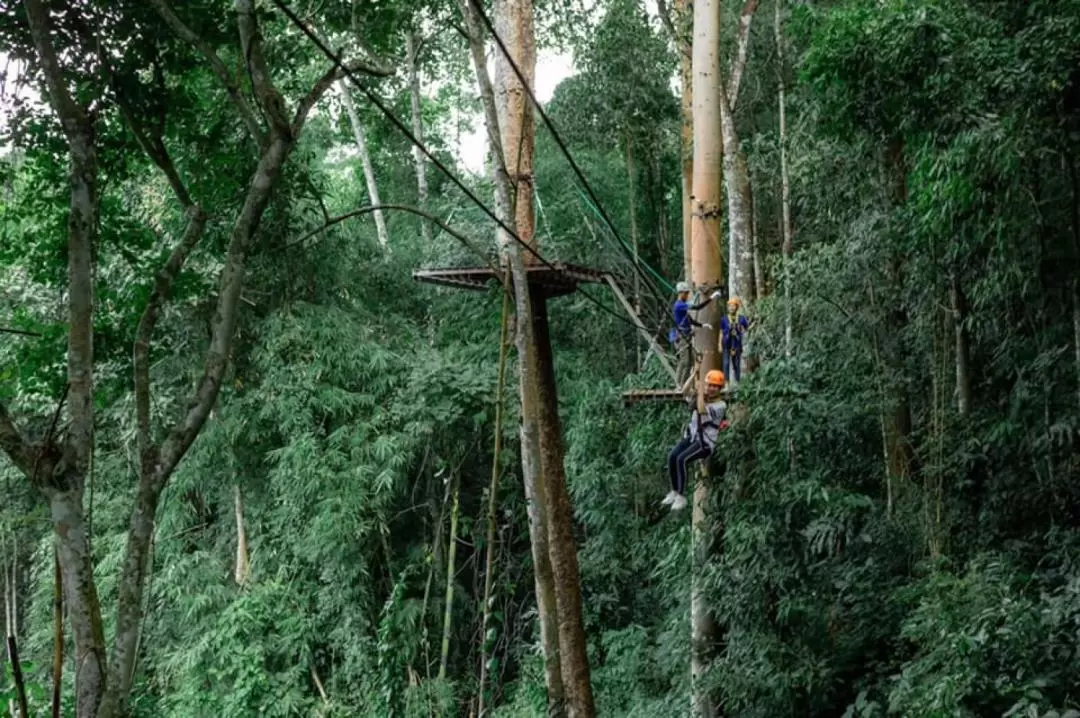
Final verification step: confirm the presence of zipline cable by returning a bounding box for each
[466,0,673,302]
[269,0,656,336]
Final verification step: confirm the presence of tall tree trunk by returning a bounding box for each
[722,0,759,304]
[532,289,596,718]
[626,132,642,370]
[468,0,565,710]
[950,277,972,417]
[340,82,389,249]
[439,476,461,680]
[776,0,793,357]
[405,31,432,244]
[883,138,914,488]
[234,485,250,586]
[690,0,723,714]
[478,292,511,718]
[21,3,107,713]
[721,97,755,305]
[676,0,693,283]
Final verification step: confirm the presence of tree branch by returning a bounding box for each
[147,0,266,147]
[293,58,395,134]
[0,402,35,476]
[728,0,761,111]
[235,0,291,135]
[133,205,208,470]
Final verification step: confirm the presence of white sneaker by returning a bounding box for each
[661,491,678,506]
[670,494,688,511]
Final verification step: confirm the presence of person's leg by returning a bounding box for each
[674,439,711,495]
[722,348,732,384]
[668,436,693,493]
[732,348,742,383]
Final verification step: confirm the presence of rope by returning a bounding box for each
[466,0,668,306]
[269,0,650,335]
[575,185,675,293]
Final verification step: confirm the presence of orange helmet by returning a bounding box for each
[727,296,741,308]
[705,369,725,387]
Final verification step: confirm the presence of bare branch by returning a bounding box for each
[0,402,35,476]
[155,136,290,483]
[147,0,266,146]
[133,205,208,469]
[728,0,761,111]
[0,328,41,337]
[294,58,395,134]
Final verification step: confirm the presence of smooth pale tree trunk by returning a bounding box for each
[466,0,565,710]
[722,0,759,303]
[721,98,755,305]
[234,485,250,586]
[776,0,794,357]
[405,31,432,244]
[340,82,389,249]
[690,0,723,715]
[439,476,461,680]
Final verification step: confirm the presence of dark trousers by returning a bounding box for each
[668,436,712,495]
[723,347,742,383]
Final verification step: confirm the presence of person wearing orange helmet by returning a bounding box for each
[662,368,730,511]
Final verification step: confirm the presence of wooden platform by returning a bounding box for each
[412,262,608,298]
[621,388,738,407]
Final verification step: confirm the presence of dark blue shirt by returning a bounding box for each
[673,299,693,337]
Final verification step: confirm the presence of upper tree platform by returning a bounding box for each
[412,261,608,298]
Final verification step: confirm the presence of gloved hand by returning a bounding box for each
[702,323,713,330]
[710,291,722,301]
[719,420,730,431]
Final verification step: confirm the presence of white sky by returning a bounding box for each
[453,49,575,174]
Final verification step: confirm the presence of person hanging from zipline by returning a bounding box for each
[720,296,751,385]
[662,369,729,512]
[670,281,723,384]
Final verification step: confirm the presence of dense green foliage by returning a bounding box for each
[3,0,1080,716]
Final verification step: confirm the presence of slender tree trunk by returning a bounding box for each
[690,0,723,714]
[52,551,64,718]
[405,31,432,244]
[234,485,250,586]
[751,194,764,300]
[950,277,972,417]
[675,0,693,283]
[478,291,511,718]
[883,138,914,487]
[626,133,642,370]
[721,97,755,305]
[776,0,793,357]
[439,476,461,681]
[340,82,389,249]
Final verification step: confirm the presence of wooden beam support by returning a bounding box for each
[604,275,679,386]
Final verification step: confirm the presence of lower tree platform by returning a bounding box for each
[412,261,608,298]
[621,388,739,407]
